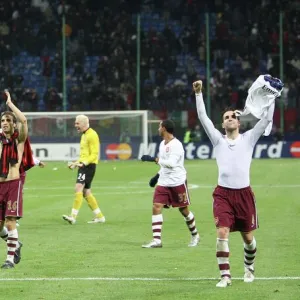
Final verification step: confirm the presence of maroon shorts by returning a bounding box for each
[153,182,191,208]
[0,179,23,221]
[20,172,26,186]
[212,185,258,232]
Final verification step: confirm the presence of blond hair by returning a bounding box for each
[76,114,89,126]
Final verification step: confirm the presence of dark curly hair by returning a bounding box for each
[161,119,175,134]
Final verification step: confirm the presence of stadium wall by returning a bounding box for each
[31,141,300,161]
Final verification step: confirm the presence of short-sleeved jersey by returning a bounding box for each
[79,128,100,165]
[157,138,187,187]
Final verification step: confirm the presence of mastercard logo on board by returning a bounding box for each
[105,143,132,160]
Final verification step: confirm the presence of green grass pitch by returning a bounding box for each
[1,159,300,300]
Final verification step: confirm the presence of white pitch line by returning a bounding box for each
[187,184,300,188]
[0,277,299,281]
[25,191,151,197]
[24,186,151,190]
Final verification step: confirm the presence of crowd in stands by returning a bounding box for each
[0,0,299,137]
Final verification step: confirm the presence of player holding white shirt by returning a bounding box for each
[193,78,283,288]
[141,119,200,248]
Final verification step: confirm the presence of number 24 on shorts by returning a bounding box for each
[77,173,86,181]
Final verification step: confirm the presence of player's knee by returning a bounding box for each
[217,227,229,239]
[83,189,91,197]
[5,217,17,230]
[178,206,189,216]
[75,184,84,193]
[243,235,253,245]
[153,203,163,213]
[244,239,252,245]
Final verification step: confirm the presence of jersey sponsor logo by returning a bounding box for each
[166,147,170,153]
[262,84,279,96]
[105,143,132,160]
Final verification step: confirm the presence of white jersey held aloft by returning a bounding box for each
[236,74,283,136]
[157,138,187,187]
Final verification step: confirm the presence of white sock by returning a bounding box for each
[184,212,198,235]
[93,208,101,216]
[6,229,18,263]
[152,214,163,242]
[71,209,79,218]
[244,237,257,270]
[216,238,231,278]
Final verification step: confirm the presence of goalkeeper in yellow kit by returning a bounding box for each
[62,115,105,224]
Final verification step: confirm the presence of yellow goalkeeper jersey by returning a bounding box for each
[79,128,100,165]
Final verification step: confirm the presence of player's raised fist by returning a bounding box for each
[193,81,202,93]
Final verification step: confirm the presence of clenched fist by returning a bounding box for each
[193,81,202,94]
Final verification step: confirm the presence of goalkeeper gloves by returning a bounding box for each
[141,155,156,162]
[264,75,284,91]
[149,173,159,187]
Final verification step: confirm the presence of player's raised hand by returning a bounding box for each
[234,110,242,117]
[4,90,12,105]
[193,80,202,94]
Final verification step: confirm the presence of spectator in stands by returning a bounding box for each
[119,129,131,144]
[0,0,298,137]
[191,124,202,142]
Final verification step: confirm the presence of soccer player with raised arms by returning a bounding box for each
[193,78,283,287]
[141,119,200,248]
[62,114,105,224]
[0,91,28,268]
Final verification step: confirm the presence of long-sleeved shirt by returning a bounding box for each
[78,128,100,165]
[196,93,274,189]
[157,138,187,187]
